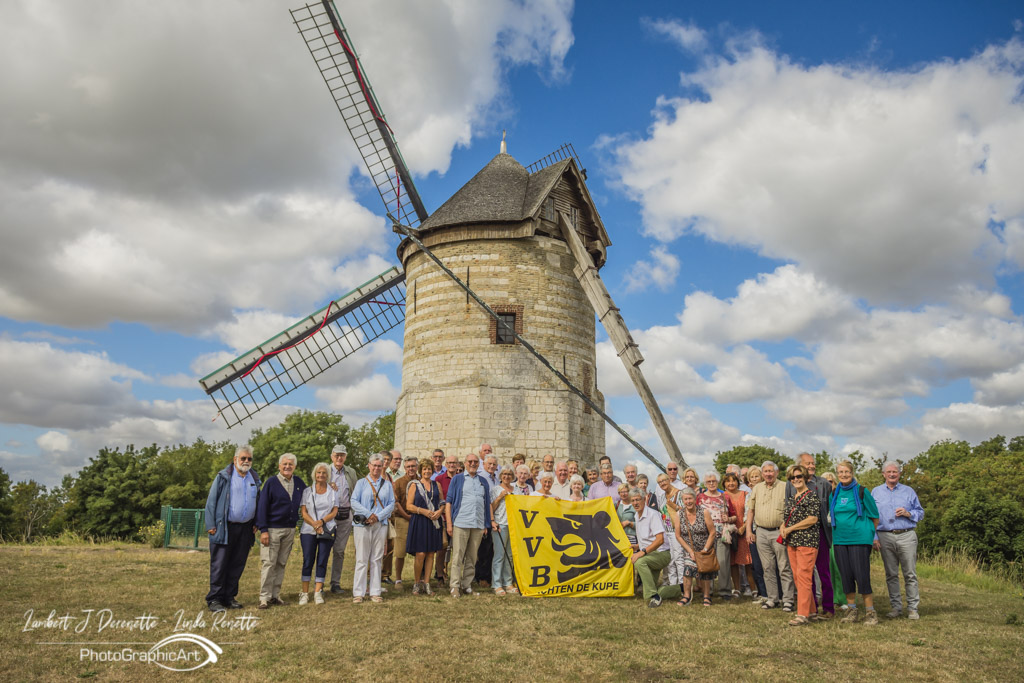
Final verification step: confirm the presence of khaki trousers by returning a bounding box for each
[258,527,295,602]
[449,527,484,592]
[394,517,410,560]
[755,526,795,605]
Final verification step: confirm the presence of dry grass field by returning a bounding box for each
[1,542,1022,681]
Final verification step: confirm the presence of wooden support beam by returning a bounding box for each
[557,212,686,467]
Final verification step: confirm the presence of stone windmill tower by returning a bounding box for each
[199,2,684,471]
[395,144,610,462]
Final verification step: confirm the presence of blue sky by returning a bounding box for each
[2,0,1023,486]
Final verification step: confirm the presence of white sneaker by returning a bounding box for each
[298,592,309,605]
[313,590,325,605]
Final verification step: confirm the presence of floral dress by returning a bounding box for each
[679,506,718,581]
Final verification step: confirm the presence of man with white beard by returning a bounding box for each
[205,445,261,612]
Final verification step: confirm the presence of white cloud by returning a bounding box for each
[645,18,708,53]
[610,36,1024,305]
[813,304,1024,398]
[623,245,680,293]
[0,0,576,333]
[36,430,71,453]
[0,339,148,430]
[973,362,1024,406]
[315,373,400,413]
[679,265,856,345]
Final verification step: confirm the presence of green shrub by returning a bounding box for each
[137,520,165,548]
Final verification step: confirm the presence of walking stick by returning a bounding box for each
[497,526,519,591]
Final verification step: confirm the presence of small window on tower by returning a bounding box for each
[570,205,579,229]
[495,313,517,345]
[490,304,523,344]
[543,196,556,222]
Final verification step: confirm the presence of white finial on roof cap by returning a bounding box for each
[500,129,506,154]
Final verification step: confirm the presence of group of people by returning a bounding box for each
[203,445,924,626]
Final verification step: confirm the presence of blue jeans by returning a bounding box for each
[300,533,333,583]
[491,526,514,588]
[749,533,768,596]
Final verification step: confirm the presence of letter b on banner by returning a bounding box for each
[530,565,551,587]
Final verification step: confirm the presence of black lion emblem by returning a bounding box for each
[546,511,628,582]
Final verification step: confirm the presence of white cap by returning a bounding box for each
[331,444,347,455]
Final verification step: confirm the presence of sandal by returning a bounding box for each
[703,596,712,607]
[788,615,810,626]
[676,595,691,606]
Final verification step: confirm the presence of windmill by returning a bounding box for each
[199,1,686,472]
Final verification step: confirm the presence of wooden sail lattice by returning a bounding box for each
[290,1,428,228]
[200,267,406,428]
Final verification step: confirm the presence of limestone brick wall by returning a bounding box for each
[394,232,605,468]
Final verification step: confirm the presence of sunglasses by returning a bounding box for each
[790,474,804,480]
[238,457,252,462]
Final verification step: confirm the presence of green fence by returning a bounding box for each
[161,505,209,550]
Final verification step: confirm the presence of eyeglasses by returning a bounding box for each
[666,466,678,471]
[238,457,252,462]
[790,474,804,480]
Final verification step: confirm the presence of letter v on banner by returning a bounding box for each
[519,509,539,528]
[505,493,634,598]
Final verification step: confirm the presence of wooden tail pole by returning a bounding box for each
[556,212,687,468]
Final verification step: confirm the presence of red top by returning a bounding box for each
[436,472,454,498]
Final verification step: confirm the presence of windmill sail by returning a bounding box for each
[199,3,434,427]
[200,267,406,428]
[291,1,428,227]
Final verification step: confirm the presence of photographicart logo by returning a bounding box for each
[79,633,223,672]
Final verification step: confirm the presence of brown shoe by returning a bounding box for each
[270,597,286,606]
[257,602,269,610]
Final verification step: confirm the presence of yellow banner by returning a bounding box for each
[505,495,634,597]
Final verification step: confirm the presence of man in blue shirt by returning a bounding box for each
[204,445,261,612]
[350,453,395,603]
[445,453,492,598]
[872,461,925,620]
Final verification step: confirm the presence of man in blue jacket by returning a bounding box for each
[205,445,261,612]
[255,452,306,609]
[445,453,492,598]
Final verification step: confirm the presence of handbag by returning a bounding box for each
[312,492,336,541]
[684,510,720,574]
[777,491,810,545]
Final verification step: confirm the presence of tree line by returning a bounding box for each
[1,417,1021,567]
[0,410,393,542]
